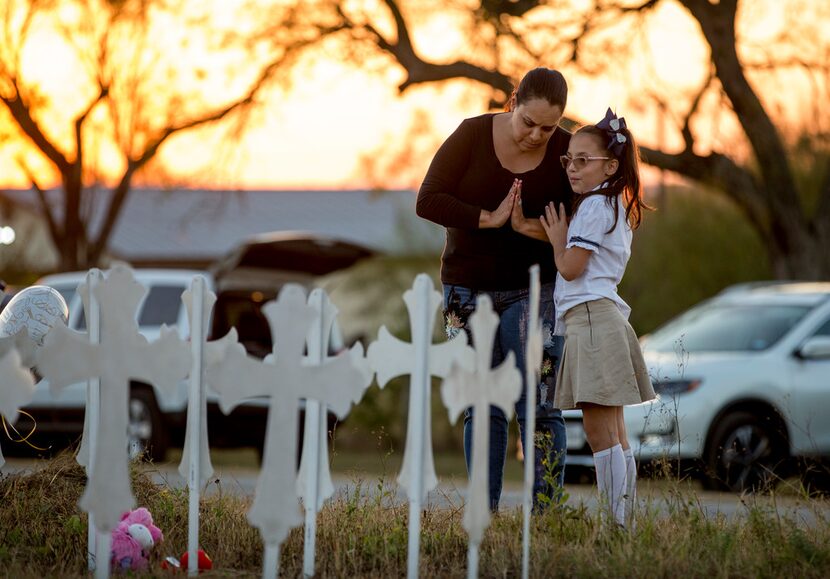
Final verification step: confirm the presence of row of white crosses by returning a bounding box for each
[0,264,548,579]
[368,274,475,579]
[208,284,372,577]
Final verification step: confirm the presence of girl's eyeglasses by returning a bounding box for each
[560,155,611,170]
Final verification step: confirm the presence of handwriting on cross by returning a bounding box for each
[0,348,36,469]
[37,265,191,531]
[206,283,367,548]
[442,294,522,549]
[0,285,68,368]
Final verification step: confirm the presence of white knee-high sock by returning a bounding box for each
[593,444,626,526]
[623,447,637,522]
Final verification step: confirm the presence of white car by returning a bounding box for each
[8,234,373,461]
[563,282,830,492]
[16,268,271,461]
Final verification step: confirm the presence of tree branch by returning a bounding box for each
[479,0,543,20]
[680,65,716,150]
[1,86,71,174]
[15,157,61,244]
[383,0,414,56]
[399,60,514,94]
[680,0,800,215]
[70,85,109,200]
[743,57,830,73]
[341,0,514,95]
[640,145,769,235]
[88,37,316,261]
[620,0,663,13]
[564,0,663,67]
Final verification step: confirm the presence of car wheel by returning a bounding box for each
[704,411,787,492]
[128,386,168,462]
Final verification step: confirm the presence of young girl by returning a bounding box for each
[539,108,655,527]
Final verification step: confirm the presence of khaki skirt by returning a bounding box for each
[554,298,655,410]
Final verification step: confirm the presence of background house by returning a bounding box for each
[0,188,443,273]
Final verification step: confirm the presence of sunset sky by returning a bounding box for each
[147,0,712,190]
[0,0,824,192]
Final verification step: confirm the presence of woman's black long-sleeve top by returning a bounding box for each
[417,113,573,291]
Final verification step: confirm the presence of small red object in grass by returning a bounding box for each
[160,556,181,571]
[180,549,213,572]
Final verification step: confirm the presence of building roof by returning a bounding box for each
[1,188,443,266]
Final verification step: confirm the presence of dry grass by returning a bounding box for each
[2,452,830,577]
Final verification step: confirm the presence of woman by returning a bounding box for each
[416,67,573,510]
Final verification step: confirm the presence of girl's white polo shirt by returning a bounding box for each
[553,192,633,334]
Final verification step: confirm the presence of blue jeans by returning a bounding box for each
[443,282,567,511]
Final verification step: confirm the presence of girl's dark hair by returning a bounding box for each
[572,124,651,231]
[506,67,568,112]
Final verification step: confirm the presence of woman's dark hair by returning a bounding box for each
[506,67,568,112]
[572,124,651,231]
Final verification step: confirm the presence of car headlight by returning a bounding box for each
[653,379,701,396]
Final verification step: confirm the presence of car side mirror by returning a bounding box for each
[796,336,830,360]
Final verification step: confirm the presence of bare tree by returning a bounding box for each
[262,0,830,279]
[0,0,310,270]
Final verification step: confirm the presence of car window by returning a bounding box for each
[76,303,87,331]
[138,285,185,326]
[812,317,830,337]
[74,284,183,330]
[646,303,811,353]
[55,286,76,310]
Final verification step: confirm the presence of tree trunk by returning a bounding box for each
[767,222,830,280]
[60,178,82,272]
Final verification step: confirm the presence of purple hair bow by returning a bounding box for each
[596,107,627,156]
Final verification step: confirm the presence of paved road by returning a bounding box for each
[5,457,828,526]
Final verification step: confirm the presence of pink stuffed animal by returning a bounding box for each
[110,507,163,572]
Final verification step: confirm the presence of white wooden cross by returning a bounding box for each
[0,347,36,469]
[367,273,474,579]
[297,288,373,577]
[64,269,115,483]
[180,276,218,576]
[206,283,368,578]
[441,294,522,579]
[36,265,191,534]
[0,285,37,470]
[0,328,36,369]
[521,265,543,579]
[0,284,67,469]
[71,269,105,573]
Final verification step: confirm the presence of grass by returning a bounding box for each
[3,452,830,577]
[166,439,524,483]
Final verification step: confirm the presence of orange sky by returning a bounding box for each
[0,0,825,191]
[159,1,710,190]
